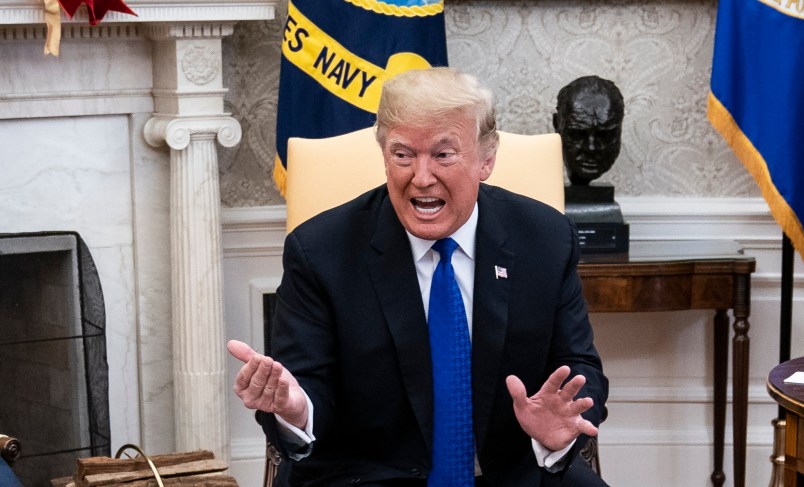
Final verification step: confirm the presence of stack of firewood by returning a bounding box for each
[51,450,238,486]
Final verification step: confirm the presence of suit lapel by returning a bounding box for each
[472,188,515,452]
[366,196,434,448]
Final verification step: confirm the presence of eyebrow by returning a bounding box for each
[387,135,460,150]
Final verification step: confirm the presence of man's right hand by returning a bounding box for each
[227,340,309,429]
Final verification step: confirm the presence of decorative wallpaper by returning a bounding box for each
[220,0,759,208]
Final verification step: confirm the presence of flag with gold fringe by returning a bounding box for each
[707,0,804,256]
[273,0,448,195]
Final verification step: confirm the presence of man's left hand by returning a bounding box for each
[506,366,598,451]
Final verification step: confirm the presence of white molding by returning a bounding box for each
[0,22,143,39]
[2,88,152,101]
[618,196,771,218]
[222,243,285,258]
[0,0,275,26]
[221,206,286,257]
[0,89,155,119]
[231,437,267,461]
[608,377,773,405]
[618,197,781,243]
[599,425,774,447]
[222,205,287,226]
[142,21,234,39]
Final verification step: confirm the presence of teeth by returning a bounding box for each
[412,197,443,214]
[416,206,440,214]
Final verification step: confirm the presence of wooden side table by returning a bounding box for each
[767,357,804,486]
[578,240,756,487]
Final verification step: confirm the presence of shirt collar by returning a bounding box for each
[407,203,478,262]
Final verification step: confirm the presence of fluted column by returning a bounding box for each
[145,116,240,459]
[143,22,242,460]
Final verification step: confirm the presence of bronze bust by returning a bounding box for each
[553,76,624,186]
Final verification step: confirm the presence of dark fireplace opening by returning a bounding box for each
[0,232,110,486]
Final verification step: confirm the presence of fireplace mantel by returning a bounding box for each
[0,0,277,467]
[0,0,273,25]
[0,0,276,120]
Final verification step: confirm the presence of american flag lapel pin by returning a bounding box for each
[495,265,508,279]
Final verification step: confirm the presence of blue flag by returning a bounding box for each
[708,0,804,255]
[273,0,448,194]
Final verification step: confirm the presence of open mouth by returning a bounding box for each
[411,197,445,215]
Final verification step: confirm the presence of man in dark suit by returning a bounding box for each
[228,67,608,487]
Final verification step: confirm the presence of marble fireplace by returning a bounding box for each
[0,0,275,464]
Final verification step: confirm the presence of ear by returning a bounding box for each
[479,152,496,182]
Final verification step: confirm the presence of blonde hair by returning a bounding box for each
[375,67,499,158]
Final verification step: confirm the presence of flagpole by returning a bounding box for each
[769,235,795,487]
[779,234,794,419]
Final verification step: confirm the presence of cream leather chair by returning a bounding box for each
[284,127,565,233]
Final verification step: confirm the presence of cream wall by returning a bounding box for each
[219,2,801,486]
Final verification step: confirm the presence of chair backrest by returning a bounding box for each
[284,127,564,233]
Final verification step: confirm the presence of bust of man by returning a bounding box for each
[553,76,624,186]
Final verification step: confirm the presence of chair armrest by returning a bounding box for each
[0,435,21,467]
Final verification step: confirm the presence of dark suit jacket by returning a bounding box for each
[260,184,608,487]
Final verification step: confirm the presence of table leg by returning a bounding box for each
[787,412,801,487]
[732,273,751,487]
[711,309,728,487]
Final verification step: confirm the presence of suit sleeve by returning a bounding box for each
[548,220,609,427]
[258,231,340,452]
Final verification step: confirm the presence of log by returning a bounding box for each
[79,459,229,486]
[54,473,237,487]
[119,472,237,486]
[76,450,215,479]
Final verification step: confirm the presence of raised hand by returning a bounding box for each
[227,339,309,429]
[506,366,598,451]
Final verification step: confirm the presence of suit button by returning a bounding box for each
[410,468,421,476]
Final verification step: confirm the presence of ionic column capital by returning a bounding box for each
[144,115,242,151]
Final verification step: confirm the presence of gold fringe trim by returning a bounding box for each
[707,92,804,260]
[343,0,443,17]
[43,0,61,56]
[273,155,288,199]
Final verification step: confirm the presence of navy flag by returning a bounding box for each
[708,0,804,256]
[273,0,448,195]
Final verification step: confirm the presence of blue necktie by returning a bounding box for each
[428,238,474,487]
